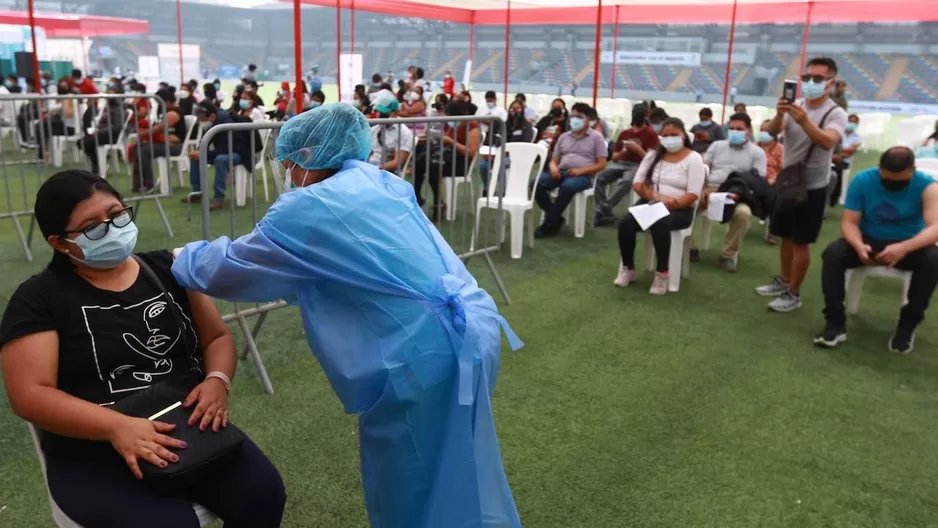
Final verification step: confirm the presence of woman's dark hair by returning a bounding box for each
[445,100,472,117]
[644,117,691,184]
[435,93,449,106]
[928,120,938,142]
[551,98,566,109]
[203,83,217,100]
[372,73,382,83]
[35,170,123,271]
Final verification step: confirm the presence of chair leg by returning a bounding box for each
[844,269,865,315]
[527,209,535,249]
[510,210,524,259]
[261,164,269,202]
[574,194,586,238]
[667,233,685,292]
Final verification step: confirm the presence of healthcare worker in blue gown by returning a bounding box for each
[171,103,523,528]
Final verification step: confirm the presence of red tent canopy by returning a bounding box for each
[0,10,148,37]
[286,0,938,25]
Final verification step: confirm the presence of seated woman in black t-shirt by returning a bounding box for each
[0,170,285,528]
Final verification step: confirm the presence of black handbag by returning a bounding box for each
[111,255,245,492]
[774,106,838,213]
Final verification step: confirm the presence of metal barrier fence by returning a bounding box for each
[196,114,511,394]
[0,93,176,261]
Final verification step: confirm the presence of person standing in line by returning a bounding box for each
[755,57,848,312]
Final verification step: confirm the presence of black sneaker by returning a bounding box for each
[888,326,916,355]
[813,323,847,348]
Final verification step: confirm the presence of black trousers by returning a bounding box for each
[618,202,695,273]
[821,237,938,329]
[829,161,850,207]
[46,436,285,528]
[412,146,467,211]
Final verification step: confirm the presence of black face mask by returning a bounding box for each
[881,178,911,192]
[550,107,562,117]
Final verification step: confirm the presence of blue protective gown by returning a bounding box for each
[172,160,523,528]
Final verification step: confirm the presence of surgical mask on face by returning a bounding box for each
[179,91,191,99]
[758,131,774,144]
[486,101,496,110]
[4,80,12,88]
[652,123,663,133]
[660,136,684,153]
[351,99,362,109]
[239,99,251,110]
[846,122,858,133]
[244,87,254,93]
[699,120,712,127]
[801,80,827,100]
[67,221,139,269]
[309,101,321,109]
[569,117,585,132]
[447,120,458,129]
[285,167,310,191]
[881,178,911,192]
[728,130,748,146]
[214,83,220,90]
[407,92,419,102]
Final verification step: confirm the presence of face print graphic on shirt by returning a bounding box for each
[82,292,197,396]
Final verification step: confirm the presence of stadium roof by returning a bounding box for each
[0,10,148,37]
[286,0,938,25]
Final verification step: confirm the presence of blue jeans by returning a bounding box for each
[533,171,592,229]
[190,153,241,200]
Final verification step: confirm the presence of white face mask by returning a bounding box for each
[660,136,685,152]
[407,92,420,102]
[285,166,310,191]
[179,91,191,99]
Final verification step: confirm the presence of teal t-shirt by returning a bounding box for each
[844,167,935,241]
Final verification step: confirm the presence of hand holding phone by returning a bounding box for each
[782,79,798,104]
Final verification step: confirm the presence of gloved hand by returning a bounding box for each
[172,248,183,260]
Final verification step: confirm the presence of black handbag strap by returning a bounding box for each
[799,105,839,165]
[132,254,199,372]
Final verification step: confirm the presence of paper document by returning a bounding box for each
[706,192,735,222]
[628,201,670,230]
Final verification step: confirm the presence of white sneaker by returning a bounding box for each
[614,264,635,288]
[755,276,790,297]
[649,272,669,296]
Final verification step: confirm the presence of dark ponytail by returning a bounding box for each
[34,170,123,272]
[644,117,691,184]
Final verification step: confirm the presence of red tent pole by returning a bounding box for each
[26,0,41,86]
[591,0,602,108]
[468,14,475,90]
[502,0,510,108]
[293,0,304,102]
[719,0,738,124]
[350,0,355,53]
[175,0,184,85]
[797,0,815,96]
[610,5,619,99]
[336,0,341,100]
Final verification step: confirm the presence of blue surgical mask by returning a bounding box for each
[652,123,663,133]
[699,120,712,127]
[487,102,496,110]
[309,101,321,109]
[569,117,585,132]
[214,83,220,90]
[846,122,857,133]
[660,136,684,152]
[447,121,458,128]
[801,80,827,100]
[68,221,139,269]
[239,99,251,110]
[3,80,11,88]
[758,131,774,144]
[728,130,748,146]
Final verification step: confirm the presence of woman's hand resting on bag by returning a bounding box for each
[109,415,187,479]
[184,377,229,432]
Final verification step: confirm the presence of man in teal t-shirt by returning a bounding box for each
[814,147,938,354]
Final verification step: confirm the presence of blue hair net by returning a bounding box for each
[275,103,373,170]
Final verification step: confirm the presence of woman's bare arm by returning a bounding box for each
[2,332,126,440]
[185,290,236,380]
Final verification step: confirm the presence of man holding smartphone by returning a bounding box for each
[755,57,848,312]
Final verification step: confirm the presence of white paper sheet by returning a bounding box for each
[706,192,736,222]
[628,201,670,230]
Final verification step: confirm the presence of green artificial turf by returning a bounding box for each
[0,145,936,528]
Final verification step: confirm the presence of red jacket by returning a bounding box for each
[443,77,455,97]
[74,78,98,95]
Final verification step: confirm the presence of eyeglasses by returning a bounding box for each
[801,74,832,83]
[66,206,134,241]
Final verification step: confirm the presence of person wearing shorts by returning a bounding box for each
[755,57,847,312]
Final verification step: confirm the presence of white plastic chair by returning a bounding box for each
[838,167,852,206]
[442,131,486,222]
[234,129,273,206]
[856,112,889,151]
[156,115,201,195]
[26,423,217,527]
[845,266,912,315]
[50,101,84,167]
[641,200,700,293]
[470,143,546,259]
[95,110,133,179]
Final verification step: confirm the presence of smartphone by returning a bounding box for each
[782,79,798,103]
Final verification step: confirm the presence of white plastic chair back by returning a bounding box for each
[895,118,934,149]
[917,164,938,179]
[502,143,548,202]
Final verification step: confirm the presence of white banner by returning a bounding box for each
[339,53,363,102]
[138,56,160,82]
[600,51,701,66]
[848,99,938,116]
[462,59,472,91]
[157,43,201,83]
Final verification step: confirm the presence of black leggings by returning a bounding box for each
[411,146,468,209]
[618,205,695,273]
[46,436,285,528]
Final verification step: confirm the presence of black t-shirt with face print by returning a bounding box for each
[0,251,200,454]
